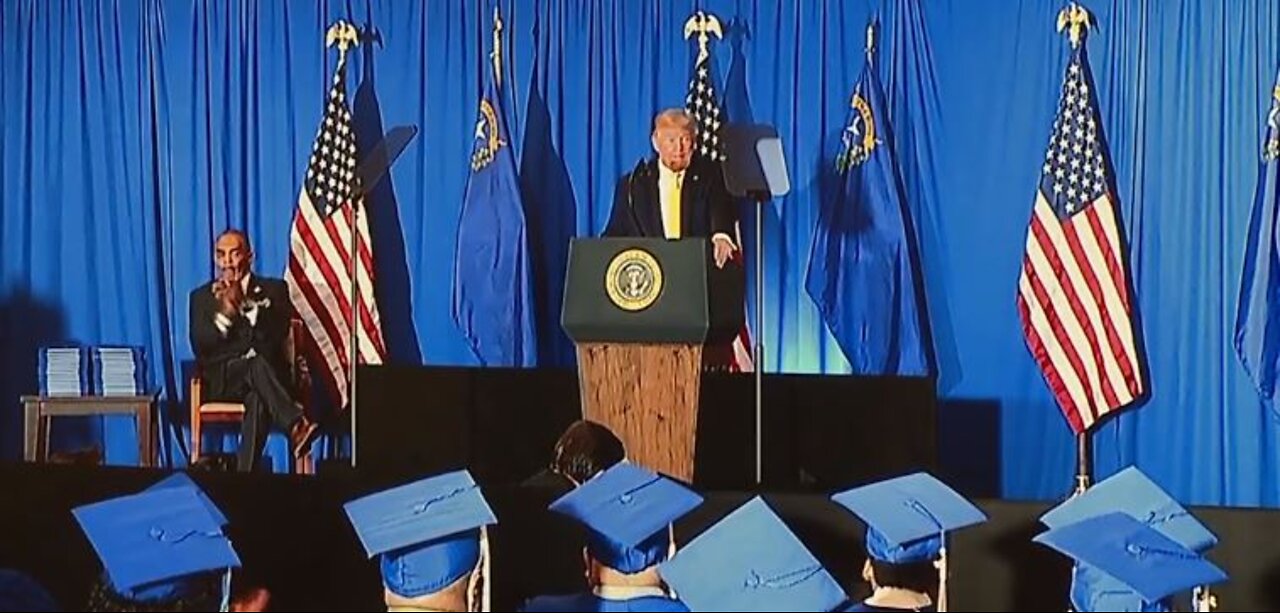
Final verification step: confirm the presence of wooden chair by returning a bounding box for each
[189,319,314,474]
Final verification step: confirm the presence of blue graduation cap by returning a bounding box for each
[146,471,228,528]
[1040,466,1217,553]
[1035,512,1226,611]
[658,497,847,612]
[72,487,241,604]
[343,470,497,598]
[831,472,987,565]
[549,462,703,573]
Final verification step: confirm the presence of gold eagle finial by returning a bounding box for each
[684,11,723,64]
[325,20,360,57]
[1056,3,1092,49]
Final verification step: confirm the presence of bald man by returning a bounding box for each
[189,229,318,472]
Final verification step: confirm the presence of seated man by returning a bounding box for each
[344,469,497,612]
[521,463,702,612]
[73,479,241,612]
[189,229,317,472]
[658,496,847,612]
[830,472,988,612]
[1035,512,1228,612]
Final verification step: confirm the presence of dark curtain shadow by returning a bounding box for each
[0,287,68,460]
[353,24,423,368]
[937,398,1002,498]
[518,60,578,368]
[722,18,788,369]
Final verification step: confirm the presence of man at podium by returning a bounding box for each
[604,109,738,270]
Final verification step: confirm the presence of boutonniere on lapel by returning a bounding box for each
[245,284,272,310]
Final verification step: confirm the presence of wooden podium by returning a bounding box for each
[562,238,743,482]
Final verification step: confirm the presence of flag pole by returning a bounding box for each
[1056,2,1093,498]
[1073,431,1090,495]
[327,20,361,468]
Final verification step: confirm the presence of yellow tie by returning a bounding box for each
[664,172,682,239]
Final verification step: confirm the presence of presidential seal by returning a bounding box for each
[605,249,663,311]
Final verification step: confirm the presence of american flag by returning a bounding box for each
[1017,47,1143,434]
[285,53,387,409]
[686,52,754,373]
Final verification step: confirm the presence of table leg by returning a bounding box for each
[23,400,38,462]
[137,402,153,468]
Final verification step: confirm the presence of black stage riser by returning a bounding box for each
[355,365,939,491]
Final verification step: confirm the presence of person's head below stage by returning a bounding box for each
[344,470,498,612]
[73,473,241,612]
[519,463,702,612]
[550,420,625,487]
[1036,512,1228,612]
[652,109,696,173]
[1036,466,1226,612]
[215,229,254,284]
[0,569,60,612]
[830,472,988,612]
[658,496,848,612]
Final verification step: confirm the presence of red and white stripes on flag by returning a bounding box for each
[1016,49,1143,434]
[285,54,387,409]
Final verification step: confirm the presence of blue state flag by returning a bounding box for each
[1235,70,1280,410]
[804,59,929,376]
[450,56,537,367]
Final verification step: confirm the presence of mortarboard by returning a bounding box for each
[72,487,241,604]
[1039,466,1216,553]
[831,472,987,565]
[146,471,229,528]
[658,497,847,612]
[1035,512,1226,611]
[343,470,497,598]
[549,462,703,573]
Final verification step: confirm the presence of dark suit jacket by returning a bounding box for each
[603,157,737,239]
[189,275,292,401]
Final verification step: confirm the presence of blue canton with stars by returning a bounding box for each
[304,59,359,218]
[1039,49,1109,220]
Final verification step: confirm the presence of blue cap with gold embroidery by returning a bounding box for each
[73,487,240,603]
[549,462,702,573]
[831,472,987,564]
[1036,512,1226,611]
[343,470,496,598]
[658,497,846,611]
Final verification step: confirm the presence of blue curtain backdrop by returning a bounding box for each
[4,0,1280,505]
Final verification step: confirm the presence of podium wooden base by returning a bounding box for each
[576,342,702,482]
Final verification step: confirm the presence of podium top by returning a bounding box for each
[561,237,744,345]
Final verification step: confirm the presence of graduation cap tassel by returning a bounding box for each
[479,525,493,612]
[1193,585,1218,611]
[936,542,949,612]
[219,568,232,612]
